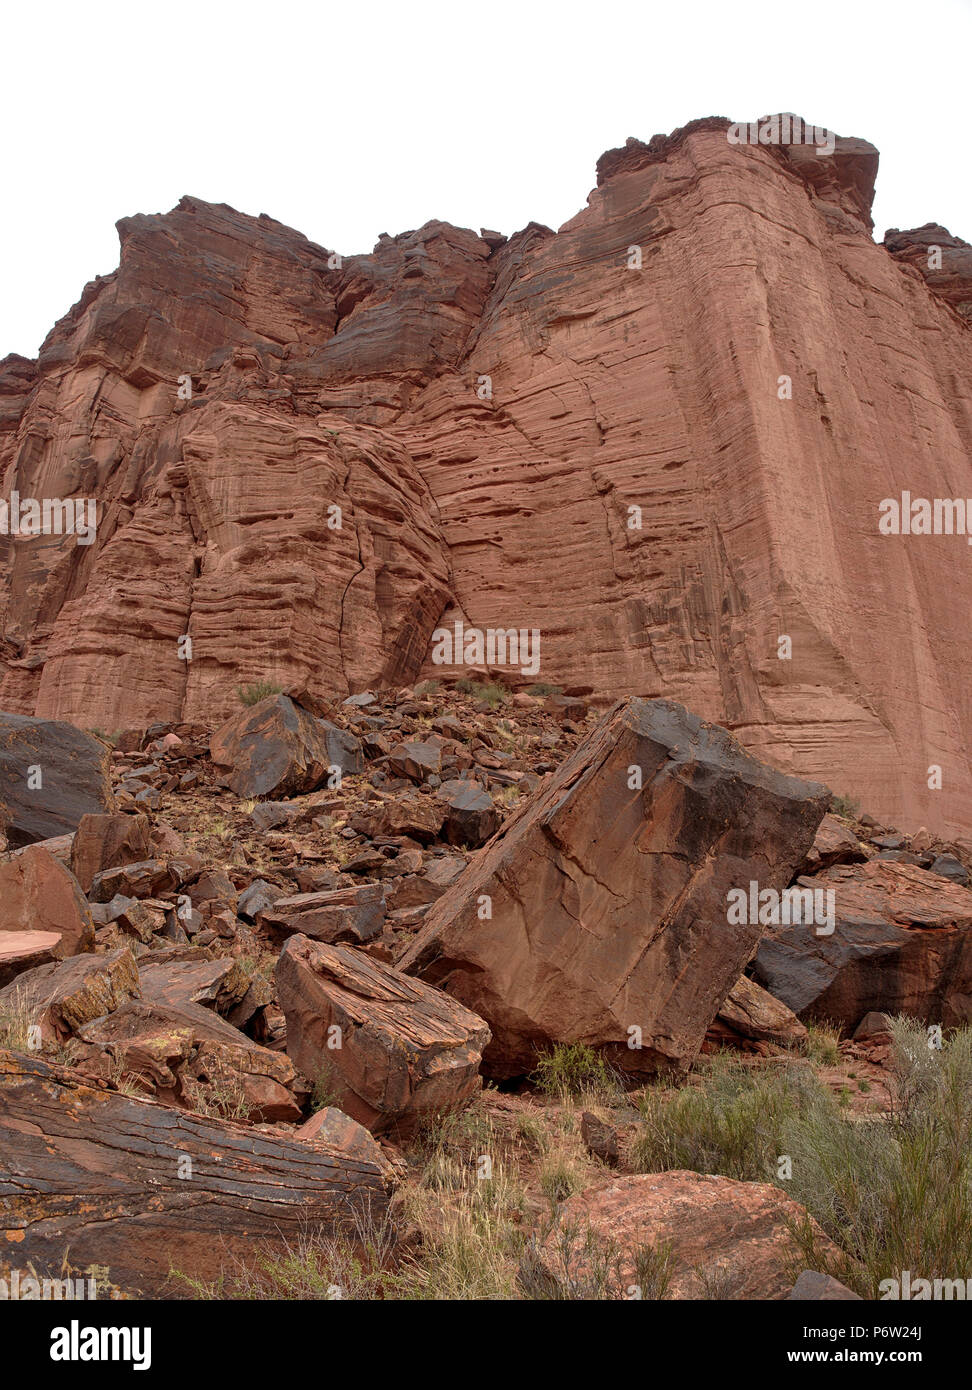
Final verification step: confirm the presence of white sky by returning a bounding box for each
[3,0,971,359]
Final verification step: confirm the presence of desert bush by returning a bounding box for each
[455,678,508,708]
[631,1022,972,1296]
[530,1042,622,1105]
[235,681,283,706]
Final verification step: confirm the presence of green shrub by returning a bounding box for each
[236,681,283,706]
[531,1043,620,1103]
[630,1022,972,1297]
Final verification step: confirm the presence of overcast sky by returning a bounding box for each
[3,0,970,359]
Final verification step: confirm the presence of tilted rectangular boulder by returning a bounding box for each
[399,698,830,1077]
[275,934,490,1136]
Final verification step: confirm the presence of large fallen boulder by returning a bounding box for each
[526,1171,846,1300]
[754,860,972,1028]
[275,934,490,1135]
[0,714,114,847]
[0,1048,393,1298]
[399,698,829,1077]
[209,695,360,798]
[69,812,152,894]
[0,845,94,955]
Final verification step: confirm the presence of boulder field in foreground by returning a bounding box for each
[400,698,829,1077]
[0,1049,393,1298]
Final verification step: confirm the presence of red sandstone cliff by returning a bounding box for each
[2,117,971,834]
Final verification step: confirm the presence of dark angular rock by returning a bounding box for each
[0,714,114,848]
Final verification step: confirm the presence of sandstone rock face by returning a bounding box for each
[0,715,114,847]
[529,1170,845,1300]
[400,698,828,1077]
[2,119,970,834]
[275,933,490,1135]
[885,224,972,322]
[0,1048,393,1298]
[0,844,94,955]
[754,860,972,1028]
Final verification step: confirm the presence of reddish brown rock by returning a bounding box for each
[138,956,251,1016]
[297,1106,395,1177]
[0,1048,393,1298]
[0,845,94,955]
[68,996,304,1123]
[529,1170,846,1300]
[401,698,828,1078]
[754,860,972,1027]
[2,122,971,837]
[798,814,866,875]
[275,933,490,1135]
[708,973,808,1051]
[885,224,972,322]
[437,779,501,848]
[0,947,140,1043]
[358,793,445,842]
[0,931,63,988]
[257,882,385,944]
[69,812,152,894]
[210,695,355,799]
[88,858,177,902]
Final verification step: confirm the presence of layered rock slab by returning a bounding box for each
[400,697,829,1077]
[0,844,94,955]
[275,933,490,1135]
[0,1048,392,1298]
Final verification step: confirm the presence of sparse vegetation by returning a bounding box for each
[455,678,508,708]
[803,1019,843,1066]
[310,1059,343,1113]
[829,793,861,820]
[0,987,35,1054]
[631,1021,972,1297]
[235,681,284,706]
[530,1042,622,1104]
